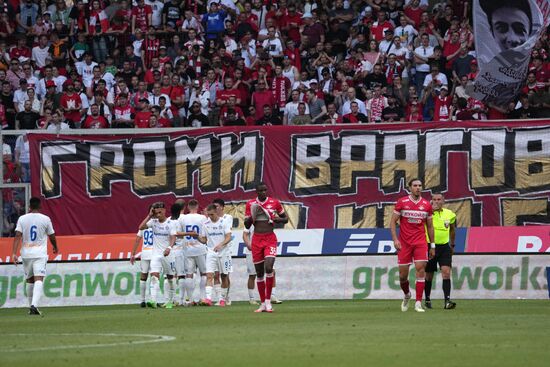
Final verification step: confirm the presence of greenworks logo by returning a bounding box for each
[0,272,142,307]
[352,257,549,299]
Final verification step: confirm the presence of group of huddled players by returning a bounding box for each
[130,182,287,313]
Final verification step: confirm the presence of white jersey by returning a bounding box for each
[177,213,207,257]
[200,217,232,257]
[146,218,176,256]
[136,228,153,260]
[221,213,235,253]
[169,215,185,255]
[15,212,55,259]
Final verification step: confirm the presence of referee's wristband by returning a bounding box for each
[430,243,436,249]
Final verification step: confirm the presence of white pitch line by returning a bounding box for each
[0,333,176,353]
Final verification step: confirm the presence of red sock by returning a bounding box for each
[256,278,266,303]
[265,273,274,300]
[400,280,410,295]
[416,279,425,302]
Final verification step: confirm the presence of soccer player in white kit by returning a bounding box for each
[169,201,188,306]
[130,227,154,307]
[131,205,154,307]
[11,197,58,316]
[174,199,208,305]
[138,201,177,309]
[213,198,233,305]
[196,203,233,306]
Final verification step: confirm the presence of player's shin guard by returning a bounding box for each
[205,285,213,301]
[166,279,175,303]
[185,278,195,302]
[199,276,207,299]
[26,283,34,307]
[256,277,266,303]
[248,288,256,300]
[400,280,410,295]
[150,276,160,304]
[31,280,43,307]
[220,287,228,301]
[214,284,221,302]
[140,280,147,302]
[265,273,274,300]
[424,279,432,300]
[415,278,425,302]
[442,279,451,301]
[179,279,186,302]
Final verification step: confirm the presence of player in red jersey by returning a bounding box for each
[244,182,288,313]
[390,178,435,313]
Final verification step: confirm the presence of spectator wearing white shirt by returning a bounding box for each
[341,87,368,116]
[283,90,310,125]
[413,33,434,93]
[262,27,284,59]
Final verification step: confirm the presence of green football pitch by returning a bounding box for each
[0,300,548,367]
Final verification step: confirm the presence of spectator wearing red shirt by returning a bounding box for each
[370,12,394,42]
[141,27,161,69]
[251,79,275,120]
[216,76,242,108]
[134,99,152,128]
[112,94,135,128]
[132,0,153,33]
[83,103,110,128]
[60,80,83,127]
[280,3,302,44]
[432,86,452,122]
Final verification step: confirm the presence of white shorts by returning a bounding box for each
[184,254,207,275]
[23,257,47,279]
[150,255,176,276]
[245,252,256,275]
[175,254,186,277]
[206,252,232,275]
[140,259,151,274]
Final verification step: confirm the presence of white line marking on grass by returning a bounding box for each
[0,333,176,353]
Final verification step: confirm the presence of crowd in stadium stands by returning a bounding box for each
[0,0,549,234]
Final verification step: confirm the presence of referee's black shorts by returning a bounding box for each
[426,243,452,272]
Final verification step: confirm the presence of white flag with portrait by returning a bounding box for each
[471,0,550,107]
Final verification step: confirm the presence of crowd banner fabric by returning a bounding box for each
[28,123,550,235]
[467,226,550,252]
[471,0,550,106]
[1,255,548,308]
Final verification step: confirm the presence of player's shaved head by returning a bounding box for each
[206,203,217,212]
[170,202,183,219]
[188,199,198,209]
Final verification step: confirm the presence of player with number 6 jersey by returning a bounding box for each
[12,197,58,316]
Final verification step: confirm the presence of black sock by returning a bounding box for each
[425,280,432,300]
[443,279,451,301]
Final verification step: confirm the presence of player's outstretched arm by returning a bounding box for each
[49,234,58,254]
[11,231,22,265]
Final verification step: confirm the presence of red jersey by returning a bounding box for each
[114,105,134,121]
[82,115,109,129]
[60,93,82,123]
[245,197,285,224]
[433,95,451,121]
[134,111,152,128]
[217,89,242,105]
[272,76,291,109]
[132,5,152,32]
[141,38,160,69]
[394,196,433,246]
